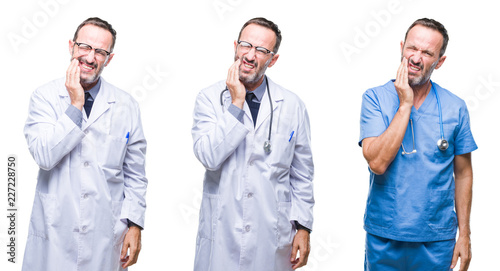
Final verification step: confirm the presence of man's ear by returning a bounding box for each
[267,54,279,68]
[104,53,114,67]
[434,55,446,70]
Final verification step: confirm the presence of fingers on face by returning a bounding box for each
[396,57,406,83]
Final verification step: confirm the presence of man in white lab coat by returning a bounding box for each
[192,17,314,270]
[22,17,147,271]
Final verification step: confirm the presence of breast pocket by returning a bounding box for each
[267,134,296,169]
[433,123,456,159]
[97,134,128,169]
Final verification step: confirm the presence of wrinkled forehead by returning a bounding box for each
[75,25,113,51]
[404,25,443,53]
[239,24,276,51]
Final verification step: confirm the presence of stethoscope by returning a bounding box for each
[434,83,449,151]
[401,82,448,155]
[220,76,273,154]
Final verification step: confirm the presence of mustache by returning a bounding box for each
[408,59,423,69]
[242,56,257,67]
[76,57,98,69]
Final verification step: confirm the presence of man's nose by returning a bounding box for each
[85,49,96,63]
[408,52,422,65]
[244,48,257,61]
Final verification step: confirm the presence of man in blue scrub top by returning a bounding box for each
[359,18,477,271]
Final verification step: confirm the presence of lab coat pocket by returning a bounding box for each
[277,201,294,248]
[427,189,457,231]
[268,134,295,170]
[97,134,128,170]
[197,193,220,241]
[112,200,128,246]
[365,184,396,229]
[28,191,58,239]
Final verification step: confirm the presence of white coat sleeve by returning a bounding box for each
[24,88,85,171]
[289,107,315,231]
[192,90,249,171]
[121,103,148,228]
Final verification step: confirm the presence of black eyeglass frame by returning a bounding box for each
[74,42,111,57]
[237,40,275,56]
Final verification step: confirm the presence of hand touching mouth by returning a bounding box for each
[408,59,422,73]
[241,57,257,72]
[78,57,97,73]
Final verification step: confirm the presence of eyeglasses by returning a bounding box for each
[237,41,274,57]
[74,42,111,60]
[401,119,417,155]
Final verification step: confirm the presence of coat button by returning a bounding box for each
[84,162,89,167]
[245,225,251,232]
[82,226,87,232]
[247,192,253,198]
[249,161,254,166]
[83,194,88,199]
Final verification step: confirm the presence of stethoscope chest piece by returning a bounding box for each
[264,140,272,154]
[437,138,449,151]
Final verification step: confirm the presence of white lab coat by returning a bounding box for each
[192,78,314,271]
[22,78,147,271]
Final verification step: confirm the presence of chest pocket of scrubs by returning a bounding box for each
[434,124,456,158]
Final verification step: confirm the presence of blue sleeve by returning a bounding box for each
[228,103,245,123]
[359,89,388,146]
[454,103,478,155]
[65,104,83,128]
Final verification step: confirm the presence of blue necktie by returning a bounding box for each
[246,92,260,127]
[84,92,94,118]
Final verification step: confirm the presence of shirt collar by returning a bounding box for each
[246,76,267,102]
[84,78,101,101]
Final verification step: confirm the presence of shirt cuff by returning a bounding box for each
[65,105,83,128]
[127,219,143,230]
[295,221,311,233]
[228,104,245,123]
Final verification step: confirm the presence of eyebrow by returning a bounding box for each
[406,45,435,56]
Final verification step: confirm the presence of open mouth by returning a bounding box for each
[241,59,255,71]
[78,59,96,72]
[408,61,422,72]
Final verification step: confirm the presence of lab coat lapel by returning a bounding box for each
[255,78,283,131]
[58,84,72,108]
[221,87,254,131]
[83,79,115,129]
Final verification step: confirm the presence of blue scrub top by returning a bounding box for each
[359,80,477,242]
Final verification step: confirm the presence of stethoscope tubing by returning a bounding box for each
[220,76,273,152]
[399,81,448,154]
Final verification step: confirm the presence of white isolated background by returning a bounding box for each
[0,0,498,270]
